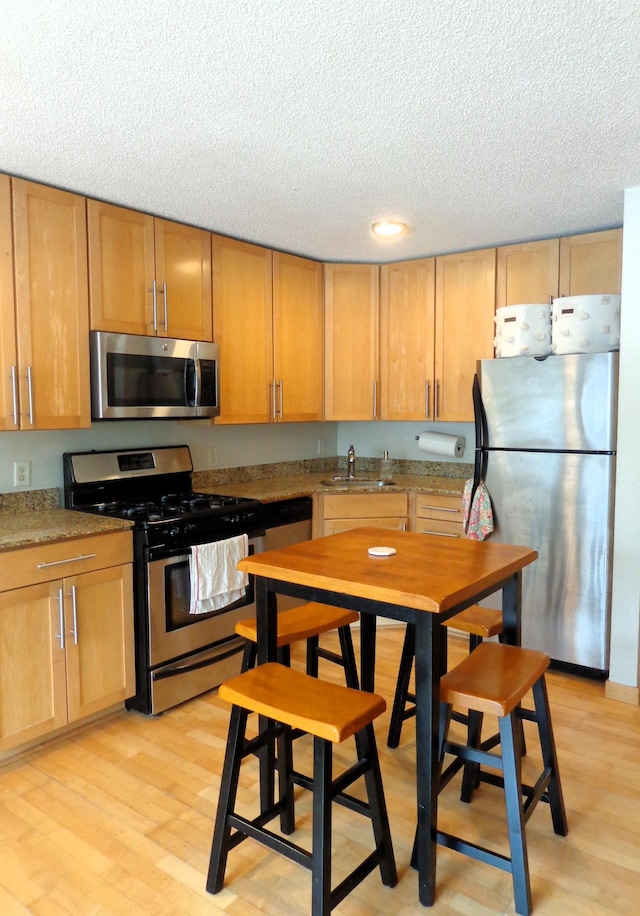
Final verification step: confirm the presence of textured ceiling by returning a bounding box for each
[2,0,640,262]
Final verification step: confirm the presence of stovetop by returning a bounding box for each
[86,491,258,523]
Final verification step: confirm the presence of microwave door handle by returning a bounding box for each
[188,358,201,407]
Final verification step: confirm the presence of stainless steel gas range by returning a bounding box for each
[63,445,266,715]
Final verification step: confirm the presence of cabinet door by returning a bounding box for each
[87,199,156,335]
[324,263,379,420]
[0,582,67,752]
[0,174,18,430]
[379,258,435,420]
[212,235,273,424]
[558,228,622,296]
[154,219,213,341]
[12,179,90,429]
[434,247,496,421]
[64,564,135,722]
[324,516,407,536]
[496,239,560,309]
[273,252,323,422]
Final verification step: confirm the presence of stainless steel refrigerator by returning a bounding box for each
[476,351,618,676]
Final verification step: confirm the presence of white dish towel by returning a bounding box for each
[189,534,249,615]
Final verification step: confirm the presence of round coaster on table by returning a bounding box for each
[367,546,397,557]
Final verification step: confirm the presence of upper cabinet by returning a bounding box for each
[496,229,622,308]
[496,238,560,309]
[324,263,379,420]
[434,247,497,421]
[558,228,622,296]
[379,258,435,421]
[87,200,212,341]
[212,236,323,424]
[0,177,90,430]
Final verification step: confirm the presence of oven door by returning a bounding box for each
[147,534,265,667]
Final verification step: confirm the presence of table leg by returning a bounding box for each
[501,573,522,647]
[255,578,278,665]
[412,614,446,907]
[359,614,377,693]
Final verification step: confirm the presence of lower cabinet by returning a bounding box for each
[0,531,134,754]
[412,492,464,538]
[314,492,408,537]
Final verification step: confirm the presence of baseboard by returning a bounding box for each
[605,679,640,705]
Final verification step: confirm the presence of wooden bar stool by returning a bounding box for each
[236,601,360,689]
[387,605,504,748]
[427,641,568,916]
[207,662,397,914]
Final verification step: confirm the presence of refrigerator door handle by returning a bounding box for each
[472,374,489,497]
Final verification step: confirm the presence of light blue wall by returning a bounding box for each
[337,421,474,464]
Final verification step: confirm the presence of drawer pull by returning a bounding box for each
[420,530,460,538]
[37,553,97,570]
[420,504,460,514]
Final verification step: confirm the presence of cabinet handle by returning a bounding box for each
[373,381,377,419]
[278,379,283,420]
[37,553,96,570]
[420,530,460,538]
[161,281,168,331]
[26,366,34,425]
[434,380,440,420]
[10,365,18,426]
[271,379,277,421]
[420,504,460,514]
[425,380,430,419]
[56,587,65,650]
[69,584,79,645]
[150,280,158,332]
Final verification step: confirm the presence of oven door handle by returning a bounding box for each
[152,640,244,681]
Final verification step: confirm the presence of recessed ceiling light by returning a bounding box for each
[372,220,407,238]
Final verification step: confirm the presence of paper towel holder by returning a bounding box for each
[415,432,466,458]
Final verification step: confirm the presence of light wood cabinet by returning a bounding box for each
[379,258,435,420]
[315,492,408,538]
[496,239,560,309]
[0,532,134,754]
[88,199,213,340]
[1,178,90,430]
[324,263,379,420]
[558,228,622,296]
[412,492,464,538]
[434,247,496,421]
[213,237,323,424]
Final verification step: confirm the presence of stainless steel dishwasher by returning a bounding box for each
[263,497,313,611]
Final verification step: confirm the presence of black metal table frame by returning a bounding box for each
[253,570,523,908]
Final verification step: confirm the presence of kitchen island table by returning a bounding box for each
[238,526,537,908]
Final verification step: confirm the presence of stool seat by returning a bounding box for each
[220,662,385,743]
[441,642,549,717]
[446,606,503,640]
[235,602,359,648]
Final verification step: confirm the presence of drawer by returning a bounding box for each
[322,493,408,519]
[0,531,133,592]
[414,494,463,523]
[414,517,462,538]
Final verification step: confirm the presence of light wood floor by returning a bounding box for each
[1,626,640,915]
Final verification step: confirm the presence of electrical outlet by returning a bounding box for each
[14,460,31,487]
[208,447,218,467]
[317,438,325,456]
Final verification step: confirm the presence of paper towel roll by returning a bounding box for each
[417,431,465,458]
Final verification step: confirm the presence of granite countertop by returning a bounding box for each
[199,472,467,502]
[0,508,133,552]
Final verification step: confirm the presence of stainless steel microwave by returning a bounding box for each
[90,331,220,420]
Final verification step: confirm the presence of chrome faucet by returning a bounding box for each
[347,444,356,478]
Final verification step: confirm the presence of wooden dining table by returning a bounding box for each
[238,526,537,907]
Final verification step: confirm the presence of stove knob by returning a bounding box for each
[167,526,181,539]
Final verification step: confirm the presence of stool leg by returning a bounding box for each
[337,624,360,689]
[207,704,249,893]
[387,624,415,748]
[532,676,568,836]
[499,710,532,916]
[354,723,397,886]
[459,709,484,803]
[306,635,320,678]
[311,736,332,916]
[241,639,256,672]
[277,723,295,835]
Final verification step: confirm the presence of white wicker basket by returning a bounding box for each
[551,295,621,355]
[494,304,552,358]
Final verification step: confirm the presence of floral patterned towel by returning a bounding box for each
[462,478,494,541]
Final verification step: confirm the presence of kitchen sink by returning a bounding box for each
[321,476,396,487]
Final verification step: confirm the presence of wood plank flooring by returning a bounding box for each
[1,626,639,914]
